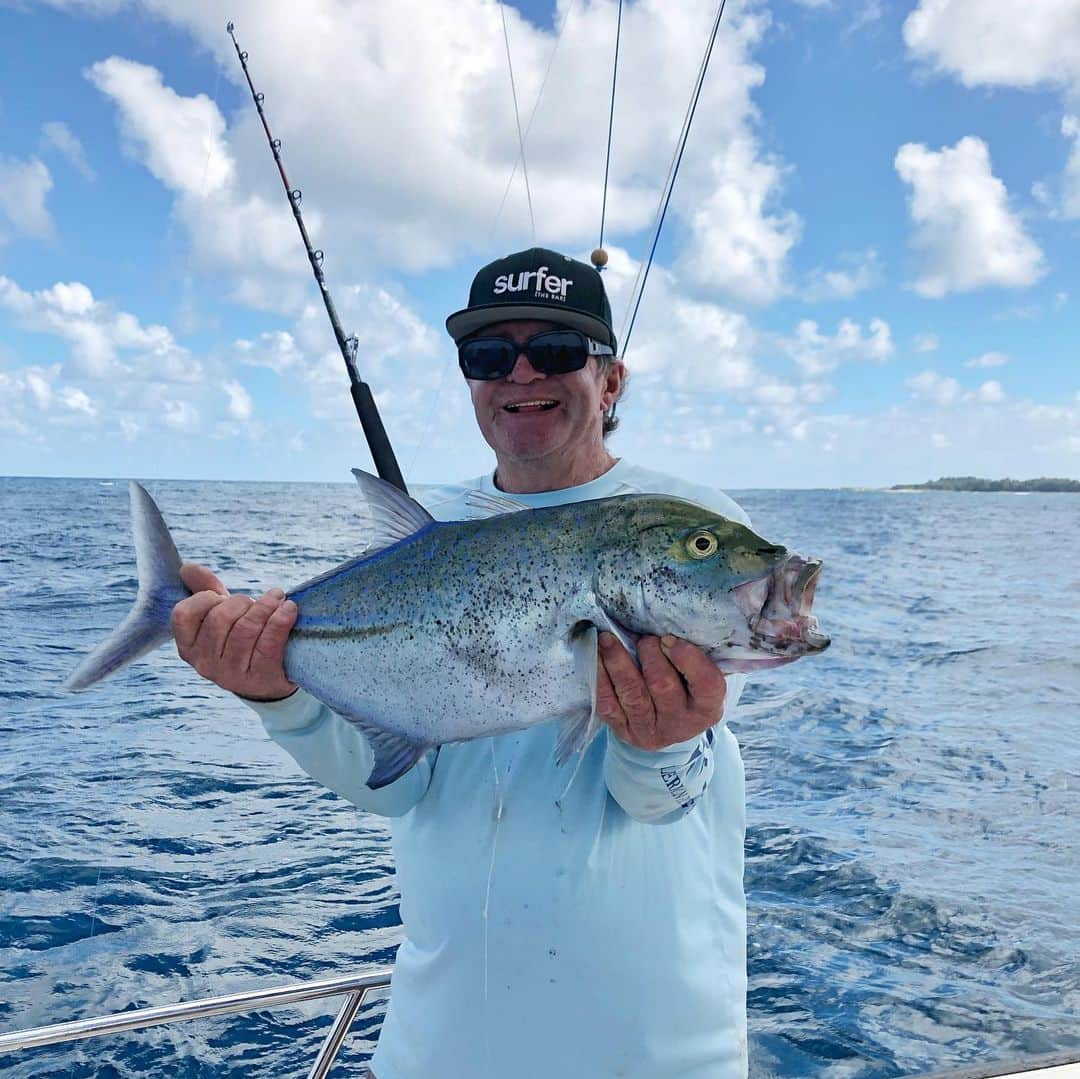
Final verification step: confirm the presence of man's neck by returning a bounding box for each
[494,448,619,494]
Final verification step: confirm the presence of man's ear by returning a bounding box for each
[600,361,626,409]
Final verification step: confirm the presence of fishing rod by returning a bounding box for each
[226,21,408,494]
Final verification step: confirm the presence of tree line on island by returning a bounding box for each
[891,476,1080,492]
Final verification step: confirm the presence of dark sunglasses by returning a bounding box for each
[458,329,614,381]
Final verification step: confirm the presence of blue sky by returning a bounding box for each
[1,0,1078,488]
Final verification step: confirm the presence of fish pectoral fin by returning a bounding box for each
[461,489,532,519]
[346,716,428,790]
[592,611,641,666]
[556,623,604,767]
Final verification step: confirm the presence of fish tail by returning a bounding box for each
[64,481,190,692]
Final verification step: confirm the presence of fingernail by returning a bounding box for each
[283,600,298,615]
[268,587,285,600]
[660,635,677,651]
[598,632,615,650]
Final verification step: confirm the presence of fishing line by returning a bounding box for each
[597,0,623,252]
[482,739,505,1076]
[489,0,577,244]
[67,865,105,1078]
[617,0,728,362]
[499,3,536,244]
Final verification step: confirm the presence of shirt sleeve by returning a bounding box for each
[245,689,436,818]
[603,671,747,824]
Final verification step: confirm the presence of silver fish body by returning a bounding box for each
[66,472,830,788]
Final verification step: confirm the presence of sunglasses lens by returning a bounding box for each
[527,332,589,374]
[459,339,516,379]
[458,331,593,379]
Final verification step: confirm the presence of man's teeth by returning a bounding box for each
[505,400,558,412]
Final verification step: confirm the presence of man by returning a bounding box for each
[173,247,753,1078]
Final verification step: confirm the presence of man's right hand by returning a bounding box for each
[172,563,299,702]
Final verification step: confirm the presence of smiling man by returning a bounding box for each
[172,247,755,1078]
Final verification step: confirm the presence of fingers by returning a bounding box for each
[658,635,726,708]
[251,597,298,674]
[172,590,228,652]
[597,632,658,747]
[180,562,229,597]
[221,589,284,670]
[595,653,630,742]
[597,633,727,752]
[171,585,297,700]
[639,636,690,715]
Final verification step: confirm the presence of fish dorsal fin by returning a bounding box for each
[463,488,532,520]
[351,468,436,553]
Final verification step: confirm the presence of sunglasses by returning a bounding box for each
[458,329,614,381]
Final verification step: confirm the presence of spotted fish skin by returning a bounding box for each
[64,475,829,789]
[284,490,827,751]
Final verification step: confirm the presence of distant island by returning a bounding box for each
[890,476,1080,492]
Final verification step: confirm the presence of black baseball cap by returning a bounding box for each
[446,247,617,351]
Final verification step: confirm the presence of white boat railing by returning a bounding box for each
[0,967,393,1079]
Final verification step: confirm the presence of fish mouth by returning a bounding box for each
[732,555,830,655]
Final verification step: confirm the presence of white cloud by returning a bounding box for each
[0,155,55,238]
[677,134,801,305]
[784,317,893,377]
[907,370,1008,406]
[40,121,95,180]
[803,249,881,302]
[907,370,961,406]
[86,57,233,194]
[972,379,1006,403]
[163,399,199,431]
[964,351,1009,368]
[59,386,96,415]
[71,2,797,310]
[895,136,1045,298]
[0,275,199,381]
[913,333,939,353]
[235,330,304,373]
[903,0,1080,94]
[223,379,253,421]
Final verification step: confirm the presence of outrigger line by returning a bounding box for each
[618,0,730,363]
[226,21,408,495]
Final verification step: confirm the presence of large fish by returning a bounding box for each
[66,471,830,788]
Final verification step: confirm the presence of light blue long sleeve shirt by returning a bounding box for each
[248,460,751,1078]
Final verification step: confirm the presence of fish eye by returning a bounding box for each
[686,530,719,559]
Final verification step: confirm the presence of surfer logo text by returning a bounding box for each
[492,266,573,301]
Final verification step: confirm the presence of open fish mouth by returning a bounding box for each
[732,555,830,655]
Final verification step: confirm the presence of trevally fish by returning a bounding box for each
[65,470,830,789]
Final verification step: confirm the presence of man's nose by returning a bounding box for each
[506,350,545,381]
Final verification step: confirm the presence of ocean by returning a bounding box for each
[1,476,1077,1077]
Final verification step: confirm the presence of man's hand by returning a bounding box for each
[596,633,726,751]
[172,563,298,702]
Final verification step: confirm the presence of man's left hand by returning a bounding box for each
[596,633,726,751]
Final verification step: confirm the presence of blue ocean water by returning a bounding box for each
[0,476,1077,1078]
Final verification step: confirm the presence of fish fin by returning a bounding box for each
[65,481,190,692]
[347,717,429,790]
[592,611,641,666]
[350,468,435,551]
[461,489,532,519]
[555,623,605,767]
